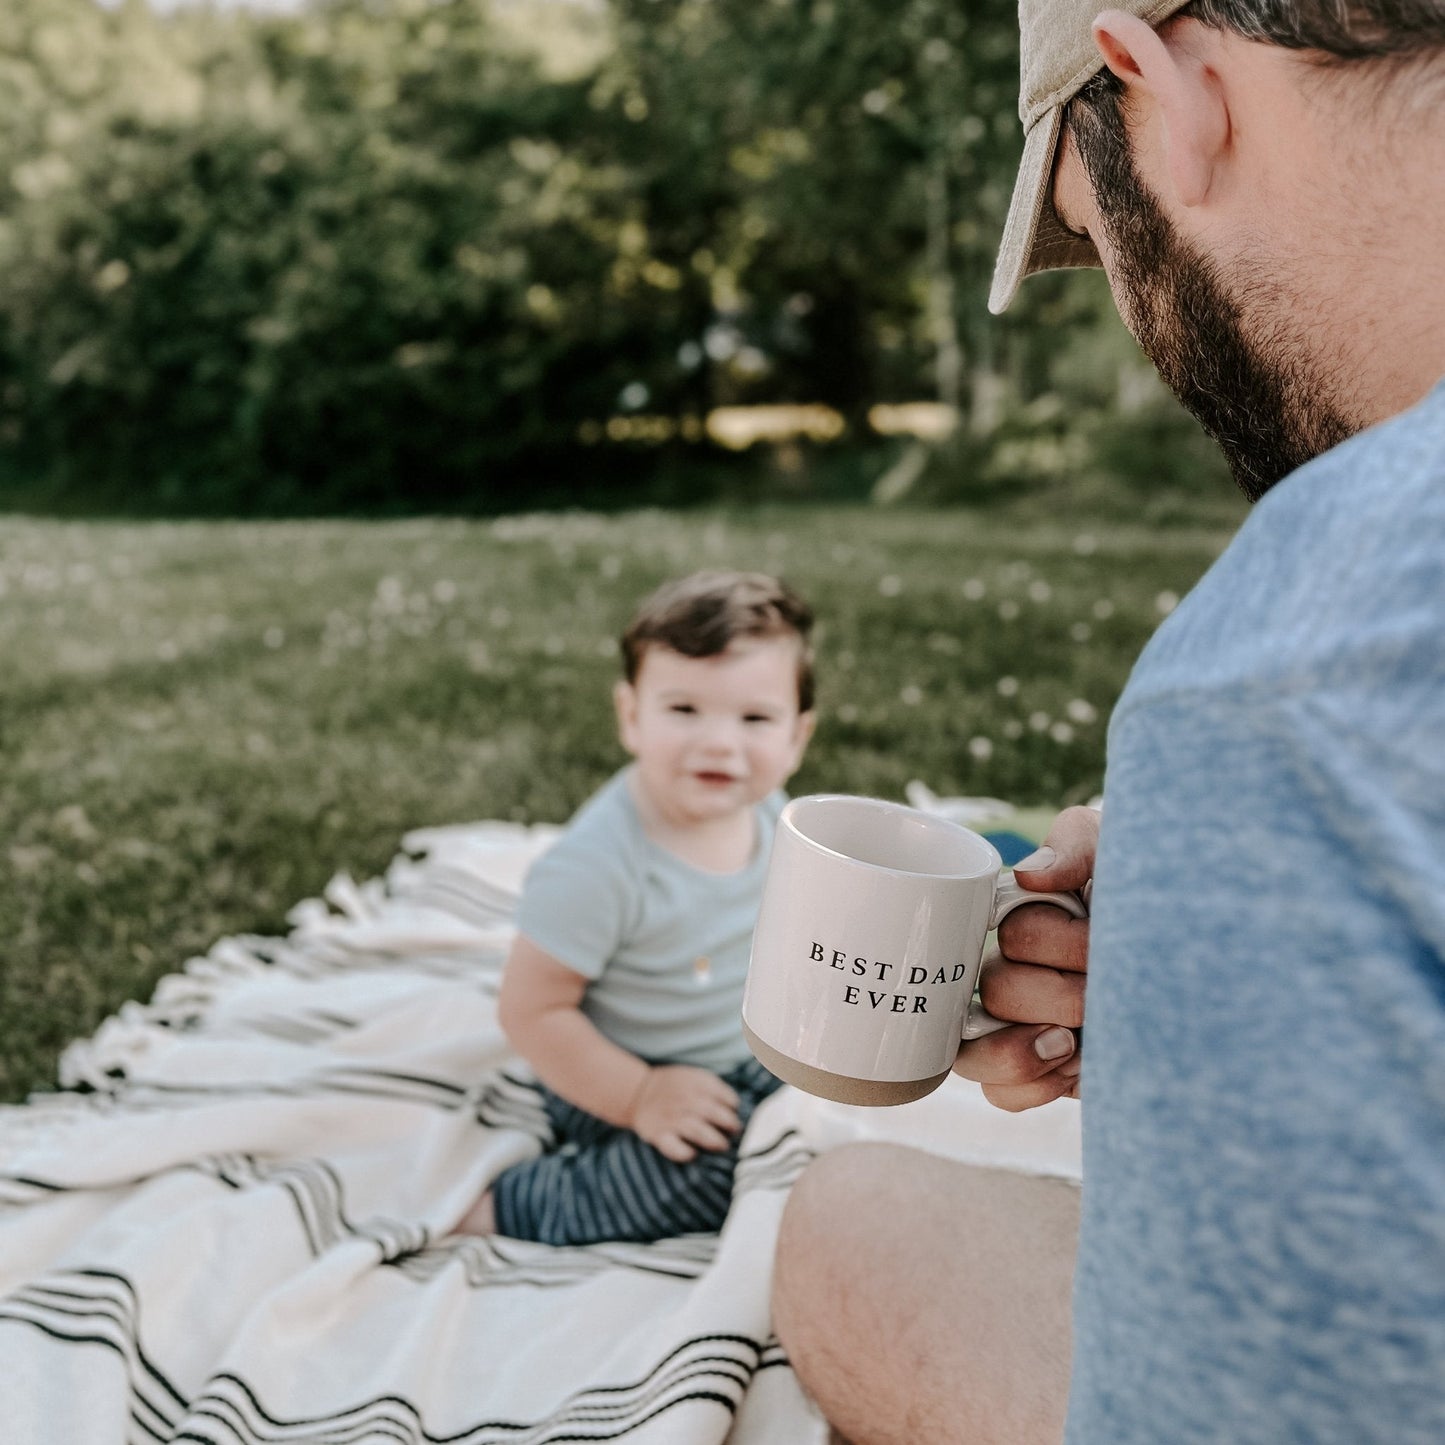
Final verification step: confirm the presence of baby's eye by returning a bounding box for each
[669,703,697,715]
[743,713,776,724]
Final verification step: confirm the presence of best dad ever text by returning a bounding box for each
[809,943,969,1013]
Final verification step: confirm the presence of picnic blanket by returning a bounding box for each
[0,793,1081,1445]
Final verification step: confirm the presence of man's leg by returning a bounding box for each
[773,1143,1079,1445]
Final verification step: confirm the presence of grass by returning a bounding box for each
[0,496,1246,1103]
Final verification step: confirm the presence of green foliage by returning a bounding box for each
[0,501,1239,1102]
[0,0,1223,513]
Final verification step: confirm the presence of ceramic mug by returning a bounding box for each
[742,794,1087,1106]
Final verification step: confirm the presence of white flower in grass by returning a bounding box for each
[1070,622,1092,643]
[1092,598,1115,620]
[1156,590,1180,615]
[998,599,1020,621]
[1066,698,1098,725]
[432,579,457,604]
[837,703,860,724]
[879,574,903,597]
[900,684,924,706]
[1028,710,1051,733]
[968,736,994,761]
[961,578,987,601]
[1003,719,1025,740]
[1028,579,1053,603]
[1050,721,1076,744]
[996,675,1019,698]
[263,627,285,649]
[1072,533,1098,556]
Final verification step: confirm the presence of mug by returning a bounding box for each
[742,794,1087,1106]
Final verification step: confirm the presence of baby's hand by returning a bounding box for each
[629,1065,741,1163]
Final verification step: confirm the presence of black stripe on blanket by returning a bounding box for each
[0,1269,188,1440]
[1,1276,779,1445]
[171,1335,769,1443]
[28,1064,491,1118]
[732,1127,816,1197]
[398,1232,719,1288]
[185,1154,431,1261]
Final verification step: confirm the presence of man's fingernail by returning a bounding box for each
[1034,1027,1075,1061]
[1014,846,1057,872]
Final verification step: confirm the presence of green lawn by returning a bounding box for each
[1,499,1244,1103]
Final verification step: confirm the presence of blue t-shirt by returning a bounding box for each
[516,768,785,1072]
[1067,381,1445,1443]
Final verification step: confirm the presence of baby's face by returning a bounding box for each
[615,638,813,829]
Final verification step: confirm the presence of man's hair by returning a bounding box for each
[620,571,816,712]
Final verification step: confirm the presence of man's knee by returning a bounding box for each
[773,1143,922,1354]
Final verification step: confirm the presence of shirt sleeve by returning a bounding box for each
[515,830,632,981]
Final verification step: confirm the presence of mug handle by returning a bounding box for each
[960,877,1089,1041]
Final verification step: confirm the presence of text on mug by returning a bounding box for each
[809,942,971,1014]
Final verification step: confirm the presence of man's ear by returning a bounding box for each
[1091,9,1230,209]
[613,680,640,756]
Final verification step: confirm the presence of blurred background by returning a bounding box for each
[1,0,1247,1100]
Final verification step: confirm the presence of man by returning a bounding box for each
[771,3,1445,1442]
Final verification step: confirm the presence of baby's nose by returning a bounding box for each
[699,718,743,752]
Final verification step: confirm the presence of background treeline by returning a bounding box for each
[0,0,1227,515]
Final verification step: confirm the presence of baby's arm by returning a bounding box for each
[499,935,741,1162]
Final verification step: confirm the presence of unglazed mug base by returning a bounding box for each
[743,1020,949,1107]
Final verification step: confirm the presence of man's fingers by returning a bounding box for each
[980,1071,1080,1113]
[952,1022,1077,1086]
[1012,805,1100,894]
[996,907,1090,971]
[979,959,1086,1028]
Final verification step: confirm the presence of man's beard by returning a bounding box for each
[1069,93,1354,502]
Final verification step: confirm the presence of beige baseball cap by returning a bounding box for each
[988,0,1193,314]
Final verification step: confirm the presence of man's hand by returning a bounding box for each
[953,806,1099,1111]
[629,1065,742,1163]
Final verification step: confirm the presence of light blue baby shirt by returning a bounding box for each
[517,768,784,1072]
[1067,381,1445,1443]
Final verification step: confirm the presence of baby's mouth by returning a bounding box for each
[693,770,739,786]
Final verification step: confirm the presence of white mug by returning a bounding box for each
[742,794,1087,1106]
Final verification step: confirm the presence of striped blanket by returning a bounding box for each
[0,807,1080,1444]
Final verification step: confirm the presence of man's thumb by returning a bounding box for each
[1012,804,1100,893]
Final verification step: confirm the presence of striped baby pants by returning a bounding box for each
[491,1057,781,1245]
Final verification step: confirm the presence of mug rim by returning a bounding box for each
[780,793,1001,882]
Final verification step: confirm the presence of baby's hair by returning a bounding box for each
[620,570,815,712]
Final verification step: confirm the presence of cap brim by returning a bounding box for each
[988,105,1101,315]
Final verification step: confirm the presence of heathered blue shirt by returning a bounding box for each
[1066,380,1445,1443]
[516,768,784,1072]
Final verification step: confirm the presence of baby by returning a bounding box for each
[457,570,817,1245]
